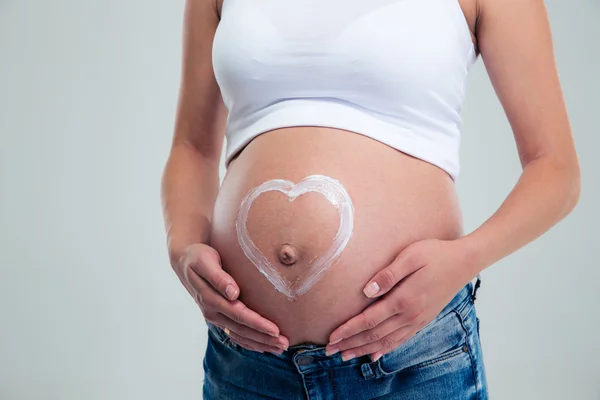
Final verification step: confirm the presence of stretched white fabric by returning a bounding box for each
[212,0,477,181]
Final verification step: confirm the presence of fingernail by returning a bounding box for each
[329,338,342,345]
[266,330,280,338]
[371,352,383,362]
[363,281,380,297]
[225,284,237,300]
[276,341,288,350]
[341,352,356,362]
[271,349,284,355]
[325,346,339,356]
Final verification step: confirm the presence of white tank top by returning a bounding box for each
[212,0,477,181]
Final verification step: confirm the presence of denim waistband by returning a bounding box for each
[207,279,477,370]
[285,280,474,354]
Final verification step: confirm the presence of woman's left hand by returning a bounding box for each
[325,237,479,362]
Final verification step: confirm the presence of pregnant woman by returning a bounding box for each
[161,0,580,398]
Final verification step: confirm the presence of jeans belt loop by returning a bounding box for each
[361,360,376,380]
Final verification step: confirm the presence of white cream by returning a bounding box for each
[235,175,355,300]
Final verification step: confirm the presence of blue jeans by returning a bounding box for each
[203,279,488,399]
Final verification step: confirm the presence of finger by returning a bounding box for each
[325,314,407,355]
[225,329,284,354]
[328,297,397,344]
[211,313,289,350]
[340,326,414,361]
[362,249,425,298]
[216,327,256,352]
[184,246,240,301]
[219,298,284,338]
[188,272,284,338]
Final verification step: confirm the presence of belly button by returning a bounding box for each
[278,243,298,266]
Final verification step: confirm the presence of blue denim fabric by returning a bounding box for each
[202,280,488,399]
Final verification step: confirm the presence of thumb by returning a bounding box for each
[184,244,240,301]
[362,247,424,298]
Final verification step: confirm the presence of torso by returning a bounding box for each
[210,128,464,345]
[209,0,480,346]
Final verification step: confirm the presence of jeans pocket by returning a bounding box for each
[376,292,472,376]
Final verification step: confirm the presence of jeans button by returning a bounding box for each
[297,355,313,366]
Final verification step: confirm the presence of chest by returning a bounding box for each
[212,0,477,114]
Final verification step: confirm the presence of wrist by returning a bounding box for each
[167,236,196,267]
[452,234,488,278]
[166,226,211,267]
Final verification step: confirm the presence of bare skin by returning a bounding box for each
[325,0,581,361]
[210,126,463,345]
[161,0,580,355]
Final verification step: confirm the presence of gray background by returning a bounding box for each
[1,0,598,398]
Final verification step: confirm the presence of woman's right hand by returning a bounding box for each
[173,243,289,354]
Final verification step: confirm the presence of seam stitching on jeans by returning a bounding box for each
[454,309,480,400]
[377,312,470,375]
[295,362,311,399]
[455,292,475,318]
[403,345,467,372]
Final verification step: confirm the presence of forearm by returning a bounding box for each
[458,155,581,276]
[161,142,221,266]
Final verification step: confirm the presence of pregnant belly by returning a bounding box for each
[209,127,464,346]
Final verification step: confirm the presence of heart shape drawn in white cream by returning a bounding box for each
[235,175,355,300]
